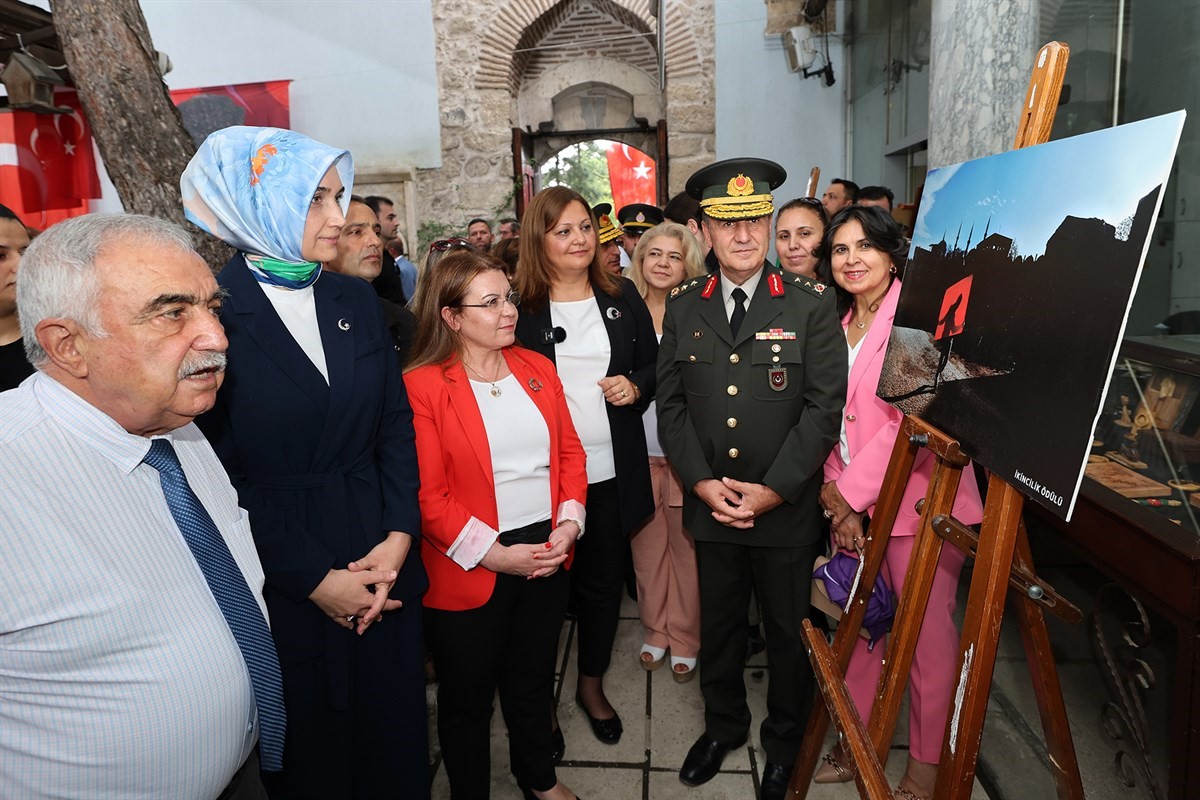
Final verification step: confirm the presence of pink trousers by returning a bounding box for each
[630,457,700,658]
[842,535,966,763]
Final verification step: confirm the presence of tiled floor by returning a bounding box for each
[427,593,988,799]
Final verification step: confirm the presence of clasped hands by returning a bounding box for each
[820,480,866,553]
[309,530,412,635]
[694,477,783,529]
[479,521,581,580]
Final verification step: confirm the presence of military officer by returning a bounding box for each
[617,202,665,258]
[593,202,625,276]
[657,158,846,800]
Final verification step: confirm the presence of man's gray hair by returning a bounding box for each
[19,214,196,367]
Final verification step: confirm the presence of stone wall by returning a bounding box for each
[418,0,716,247]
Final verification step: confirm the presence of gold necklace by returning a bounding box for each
[854,278,893,329]
[463,359,504,397]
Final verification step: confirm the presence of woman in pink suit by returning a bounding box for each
[404,250,587,800]
[815,206,983,800]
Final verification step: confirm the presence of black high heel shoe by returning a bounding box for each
[574,692,622,744]
[550,725,565,764]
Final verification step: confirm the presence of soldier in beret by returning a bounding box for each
[617,202,665,259]
[657,158,845,799]
[593,203,625,276]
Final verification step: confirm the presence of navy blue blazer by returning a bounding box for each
[515,277,657,534]
[198,257,427,670]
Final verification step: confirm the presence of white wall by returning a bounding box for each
[713,0,847,208]
[26,0,443,209]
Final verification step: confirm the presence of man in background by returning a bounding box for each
[467,218,494,251]
[857,185,895,212]
[497,218,520,239]
[821,178,859,217]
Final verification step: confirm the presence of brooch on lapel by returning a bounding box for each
[528,378,544,392]
[337,318,351,331]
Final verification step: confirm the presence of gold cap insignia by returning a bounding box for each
[727,174,754,197]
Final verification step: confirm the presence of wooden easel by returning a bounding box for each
[788,42,1086,800]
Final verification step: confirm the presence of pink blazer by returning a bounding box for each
[822,279,983,537]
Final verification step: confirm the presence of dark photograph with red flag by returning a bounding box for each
[877,111,1185,521]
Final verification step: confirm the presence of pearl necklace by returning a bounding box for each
[464,359,504,397]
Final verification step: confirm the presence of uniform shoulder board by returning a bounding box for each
[788,274,830,300]
[669,276,707,300]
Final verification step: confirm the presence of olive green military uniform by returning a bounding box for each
[657,264,845,765]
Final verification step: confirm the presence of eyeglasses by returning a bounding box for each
[456,290,521,311]
[430,237,472,253]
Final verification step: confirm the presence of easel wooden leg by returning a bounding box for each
[1011,522,1086,800]
[933,475,1024,800]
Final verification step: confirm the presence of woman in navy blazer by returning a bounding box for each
[182,127,428,799]
[515,186,657,746]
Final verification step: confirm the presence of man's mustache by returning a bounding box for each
[178,351,228,380]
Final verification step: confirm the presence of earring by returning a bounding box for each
[889,265,897,274]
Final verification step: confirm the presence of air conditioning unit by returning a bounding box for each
[783,25,818,73]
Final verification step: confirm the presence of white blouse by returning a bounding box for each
[470,374,553,532]
[550,298,616,483]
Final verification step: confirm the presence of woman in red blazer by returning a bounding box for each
[815,206,983,800]
[404,250,587,800]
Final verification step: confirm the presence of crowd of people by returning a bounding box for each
[1,124,971,800]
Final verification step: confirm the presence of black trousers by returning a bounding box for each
[695,538,820,765]
[426,550,569,798]
[571,478,626,677]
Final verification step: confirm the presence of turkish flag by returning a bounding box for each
[606,143,656,211]
[0,89,100,222]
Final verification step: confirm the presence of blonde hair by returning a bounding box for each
[516,186,620,312]
[627,222,705,298]
[406,249,510,372]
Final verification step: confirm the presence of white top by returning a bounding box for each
[643,333,665,457]
[721,267,765,321]
[0,373,264,800]
[256,276,329,383]
[470,373,553,531]
[551,298,616,483]
[839,331,866,464]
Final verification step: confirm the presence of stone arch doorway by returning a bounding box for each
[514,75,666,213]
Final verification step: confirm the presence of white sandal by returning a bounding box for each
[639,644,667,671]
[669,656,697,683]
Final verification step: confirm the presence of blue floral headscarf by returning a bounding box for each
[181,126,353,287]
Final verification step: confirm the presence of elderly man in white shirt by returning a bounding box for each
[0,214,364,800]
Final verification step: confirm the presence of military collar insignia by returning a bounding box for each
[700,274,719,299]
[768,271,785,297]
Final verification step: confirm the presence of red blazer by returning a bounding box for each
[404,346,588,611]
[823,279,983,538]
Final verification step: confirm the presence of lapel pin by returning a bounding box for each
[692,330,704,339]
[337,318,351,331]
[606,307,622,320]
[528,378,544,392]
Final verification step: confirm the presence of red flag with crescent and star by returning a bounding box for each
[605,142,657,211]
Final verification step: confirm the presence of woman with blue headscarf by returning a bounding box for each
[182,127,429,799]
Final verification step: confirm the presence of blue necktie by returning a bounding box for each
[143,438,287,772]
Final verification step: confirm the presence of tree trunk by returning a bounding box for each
[51,0,231,271]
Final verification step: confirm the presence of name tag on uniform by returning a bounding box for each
[755,329,796,341]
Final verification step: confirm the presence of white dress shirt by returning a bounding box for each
[0,373,264,800]
[720,267,765,321]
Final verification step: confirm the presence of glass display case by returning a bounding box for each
[1031,334,1200,800]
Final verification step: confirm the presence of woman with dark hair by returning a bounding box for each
[814,206,982,799]
[490,236,521,283]
[773,197,829,282]
[181,127,429,799]
[514,186,657,747]
[405,250,586,800]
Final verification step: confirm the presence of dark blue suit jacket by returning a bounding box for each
[198,257,427,671]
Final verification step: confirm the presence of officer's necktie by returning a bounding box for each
[730,287,748,338]
[142,438,287,772]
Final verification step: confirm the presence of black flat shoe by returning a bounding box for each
[760,761,791,800]
[574,692,622,744]
[550,725,565,764]
[679,733,745,787]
